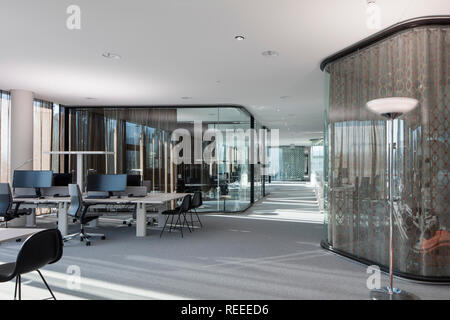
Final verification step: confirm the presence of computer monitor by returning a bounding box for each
[87,174,127,193]
[53,173,73,186]
[34,171,53,188]
[127,175,141,186]
[13,171,35,188]
[13,170,53,188]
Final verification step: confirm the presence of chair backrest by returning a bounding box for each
[191,191,202,209]
[15,229,63,275]
[142,180,152,193]
[0,183,12,216]
[68,184,83,218]
[179,194,191,213]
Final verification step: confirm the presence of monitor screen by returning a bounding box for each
[87,174,127,192]
[34,171,53,188]
[13,171,35,188]
[13,170,53,188]
[127,175,141,186]
[53,173,73,186]
[86,174,102,191]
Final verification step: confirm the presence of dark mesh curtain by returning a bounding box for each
[69,109,107,175]
[325,26,449,278]
[69,108,176,192]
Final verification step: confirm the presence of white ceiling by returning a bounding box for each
[0,0,448,145]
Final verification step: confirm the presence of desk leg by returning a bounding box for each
[136,203,147,237]
[26,208,36,227]
[157,204,167,228]
[58,202,68,236]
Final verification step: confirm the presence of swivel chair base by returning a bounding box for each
[370,287,419,300]
[64,227,105,246]
[123,217,155,227]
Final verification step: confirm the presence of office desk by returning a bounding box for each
[13,193,189,237]
[0,228,46,244]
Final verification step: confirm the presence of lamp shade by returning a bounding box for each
[366,97,419,115]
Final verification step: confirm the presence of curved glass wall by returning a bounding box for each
[323,25,449,280]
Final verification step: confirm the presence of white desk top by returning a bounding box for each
[44,151,114,155]
[0,228,46,244]
[13,193,189,205]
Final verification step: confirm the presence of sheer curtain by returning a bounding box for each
[0,91,10,182]
[33,100,53,170]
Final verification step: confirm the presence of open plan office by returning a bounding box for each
[0,0,448,306]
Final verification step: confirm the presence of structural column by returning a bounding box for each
[9,89,34,227]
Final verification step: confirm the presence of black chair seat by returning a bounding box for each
[1,212,17,222]
[81,214,101,224]
[0,262,16,282]
[161,209,178,215]
[0,229,63,300]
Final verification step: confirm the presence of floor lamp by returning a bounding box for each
[366,97,419,300]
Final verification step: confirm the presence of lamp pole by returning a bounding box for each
[366,97,419,300]
[388,114,395,294]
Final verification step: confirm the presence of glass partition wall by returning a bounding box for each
[322,23,449,281]
[64,106,261,213]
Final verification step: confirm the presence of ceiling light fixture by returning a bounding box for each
[181,96,192,100]
[102,52,121,59]
[280,96,290,99]
[234,35,245,41]
[262,50,279,57]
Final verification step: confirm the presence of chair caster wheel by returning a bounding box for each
[123,221,126,225]
[128,224,132,227]
[101,236,106,240]
[80,237,84,242]
[86,241,91,246]
[16,238,21,242]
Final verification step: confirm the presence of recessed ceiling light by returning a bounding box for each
[85,97,96,100]
[262,50,279,57]
[102,52,121,59]
[280,96,290,99]
[234,35,245,41]
[181,96,192,100]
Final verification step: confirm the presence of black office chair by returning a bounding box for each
[160,195,192,238]
[188,191,203,229]
[0,183,29,228]
[0,228,63,300]
[64,184,105,246]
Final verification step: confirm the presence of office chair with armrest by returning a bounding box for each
[64,184,105,246]
[188,191,203,229]
[160,195,192,238]
[0,183,29,228]
[0,228,63,300]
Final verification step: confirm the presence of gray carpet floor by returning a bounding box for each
[0,182,448,300]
